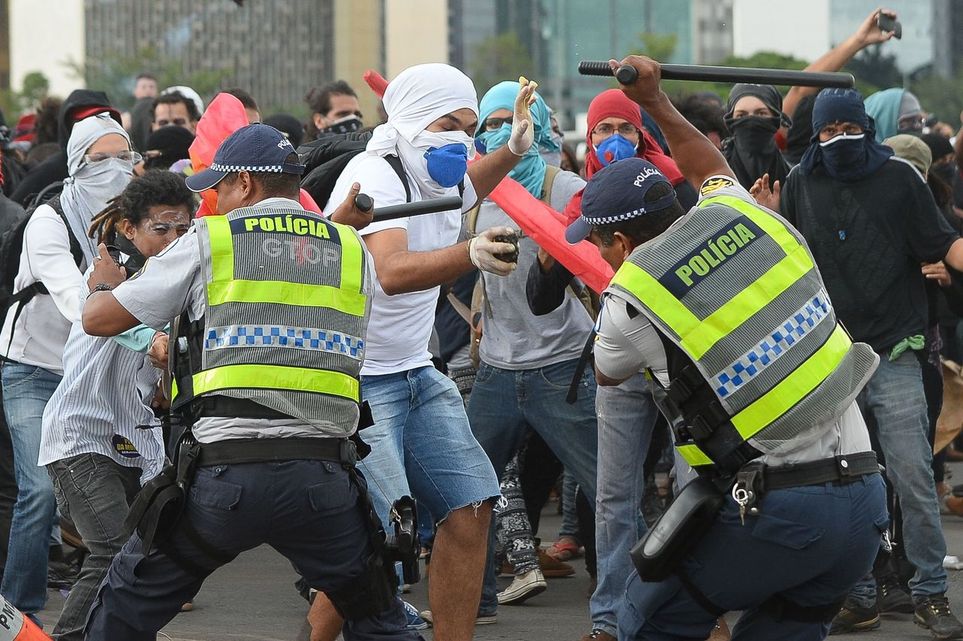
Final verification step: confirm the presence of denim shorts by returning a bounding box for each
[359,366,500,526]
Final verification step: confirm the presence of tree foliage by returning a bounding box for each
[843,45,901,96]
[661,51,810,102]
[65,46,230,112]
[468,32,535,97]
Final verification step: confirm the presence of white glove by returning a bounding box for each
[508,76,538,156]
[469,227,518,276]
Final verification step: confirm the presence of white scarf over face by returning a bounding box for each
[366,63,478,199]
[61,114,133,265]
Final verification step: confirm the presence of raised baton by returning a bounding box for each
[578,61,855,88]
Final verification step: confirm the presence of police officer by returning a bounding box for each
[564,56,888,640]
[80,124,420,641]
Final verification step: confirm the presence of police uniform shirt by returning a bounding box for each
[593,176,873,466]
[111,197,374,444]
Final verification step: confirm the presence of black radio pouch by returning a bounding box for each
[630,475,725,582]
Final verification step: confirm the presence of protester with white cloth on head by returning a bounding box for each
[325,63,537,641]
[0,112,136,625]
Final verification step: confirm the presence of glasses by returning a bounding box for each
[592,123,638,137]
[144,219,192,236]
[898,114,924,130]
[483,116,513,131]
[83,150,143,165]
[819,122,864,138]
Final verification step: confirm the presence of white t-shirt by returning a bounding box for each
[593,176,874,466]
[327,153,478,376]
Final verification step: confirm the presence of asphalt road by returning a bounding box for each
[35,472,963,641]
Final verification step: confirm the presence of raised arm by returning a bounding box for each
[782,8,897,121]
[612,55,733,189]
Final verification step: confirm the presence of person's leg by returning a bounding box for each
[403,367,500,641]
[0,362,61,615]
[86,462,270,641]
[467,362,529,615]
[519,432,562,534]
[556,472,580,548]
[590,374,657,638]
[267,461,416,641]
[47,454,141,641]
[496,456,538,576]
[357,372,415,526]
[861,354,949,601]
[0,392,17,582]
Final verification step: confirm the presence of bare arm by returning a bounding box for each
[363,228,473,296]
[465,145,523,207]
[783,9,897,122]
[83,291,139,336]
[614,55,733,189]
[944,238,963,274]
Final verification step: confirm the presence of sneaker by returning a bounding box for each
[877,575,914,614]
[419,609,496,626]
[497,569,547,605]
[579,630,616,641]
[914,595,963,640]
[829,598,880,635]
[401,600,429,631]
[546,535,581,561]
[538,548,575,578]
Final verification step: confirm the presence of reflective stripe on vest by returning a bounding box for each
[205,215,367,317]
[194,209,368,416]
[192,364,360,402]
[609,195,853,446]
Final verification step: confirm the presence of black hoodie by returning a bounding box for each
[10,90,121,206]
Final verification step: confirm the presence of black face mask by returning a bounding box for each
[107,235,146,277]
[321,115,362,135]
[725,115,780,153]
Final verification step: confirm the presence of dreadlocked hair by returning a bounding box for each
[88,170,195,244]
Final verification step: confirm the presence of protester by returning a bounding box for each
[865,87,926,142]
[305,80,364,140]
[721,83,791,190]
[38,170,193,641]
[151,92,201,134]
[575,54,886,641]
[221,88,261,123]
[755,87,963,639]
[0,112,135,627]
[135,125,194,174]
[127,73,159,150]
[264,113,305,148]
[466,80,599,616]
[325,63,536,639]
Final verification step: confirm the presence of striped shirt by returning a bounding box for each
[39,280,165,481]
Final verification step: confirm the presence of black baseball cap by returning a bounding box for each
[186,123,305,192]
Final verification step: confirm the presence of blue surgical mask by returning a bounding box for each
[424,143,469,188]
[594,133,637,167]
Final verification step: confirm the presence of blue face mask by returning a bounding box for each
[595,133,637,167]
[424,143,469,188]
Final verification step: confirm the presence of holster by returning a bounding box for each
[630,475,724,582]
[123,431,201,553]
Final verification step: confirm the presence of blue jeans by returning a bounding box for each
[620,474,888,641]
[467,358,598,615]
[86,460,419,641]
[358,366,500,528]
[850,352,948,606]
[1,361,61,615]
[592,374,660,638]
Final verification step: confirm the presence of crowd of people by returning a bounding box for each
[3,7,963,641]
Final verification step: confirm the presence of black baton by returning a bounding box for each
[353,195,464,222]
[578,61,855,88]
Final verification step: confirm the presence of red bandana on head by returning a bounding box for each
[583,89,684,185]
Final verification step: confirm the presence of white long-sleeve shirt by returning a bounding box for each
[0,204,87,374]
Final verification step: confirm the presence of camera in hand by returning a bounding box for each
[382,495,421,585]
[493,230,520,264]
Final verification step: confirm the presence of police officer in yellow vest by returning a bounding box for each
[564,56,888,641]
[80,124,422,641]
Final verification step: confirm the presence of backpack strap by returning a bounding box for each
[46,196,85,269]
[382,155,412,204]
[540,164,561,206]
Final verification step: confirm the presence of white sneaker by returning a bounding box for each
[497,568,547,605]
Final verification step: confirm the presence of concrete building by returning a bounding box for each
[8,0,84,97]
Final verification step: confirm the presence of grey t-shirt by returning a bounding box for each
[474,169,593,370]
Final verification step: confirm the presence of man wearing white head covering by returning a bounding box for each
[327,63,536,640]
[0,112,136,622]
